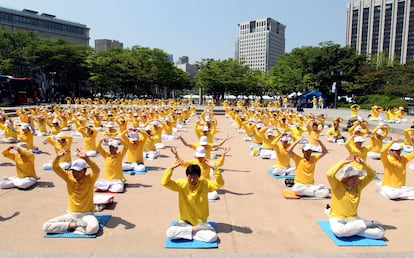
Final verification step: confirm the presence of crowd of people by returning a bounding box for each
[1,97,414,243]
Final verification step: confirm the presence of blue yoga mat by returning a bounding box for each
[44,214,112,238]
[317,220,387,246]
[165,221,218,249]
[122,167,148,175]
[267,169,294,179]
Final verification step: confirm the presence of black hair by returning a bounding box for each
[186,164,201,177]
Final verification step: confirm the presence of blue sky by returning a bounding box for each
[2,0,351,63]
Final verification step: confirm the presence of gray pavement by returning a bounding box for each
[1,104,414,257]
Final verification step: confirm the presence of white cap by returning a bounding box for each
[195,146,206,157]
[281,136,291,142]
[52,118,59,124]
[390,143,402,151]
[376,129,383,136]
[144,125,151,131]
[339,165,365,179]
[106,122,115,128]
[20,123,29,130]
[199,136,208,145]
[129,132,138,141]
[108,140,120,148]
[69,159,88,171]
[256,123,263,128]
[78,116,84,120]
[5,120,10,126]
[55,132,65,140]
[202,126,209,131]
[354,126,362,132]
[266,129,274,136]
[302,144,312,151]
[354,136,364,143]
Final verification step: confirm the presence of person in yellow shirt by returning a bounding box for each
[271,132,296,176]
[312,96,317,110]
[307,120,323,152]
[344,135,372,163]
[120,128,147,170]
[288,137,329,198]
[318,96,324,109]
[42,148,100,235]
[102,122,119,138]
[33,115,48,136]
[171,146,230,200]
[0,120,18,143]
[367,124,389,160]
[1,142,37,189]
[78,126,99,157]
[161,158,224,243]
[16,123,35,150]
[326,117,345,144]
[350,104,360,118]
[327,155,384,239]
[369,105,383,121]
[48,118,62,136]
[177,134,231,160]
[42,132,73,170]
[95,138,128,193]
[380,134,414,199]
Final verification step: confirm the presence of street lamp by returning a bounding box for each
[331,70,343,109]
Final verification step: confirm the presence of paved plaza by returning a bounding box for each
[1,105,414,257]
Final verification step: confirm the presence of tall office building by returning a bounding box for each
[94,39,123,51]
[346,0,414,63]
[177,56,189,64]
[0,6,90,46]
[235,17,286,72]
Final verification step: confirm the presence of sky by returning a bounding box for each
[1,0,352,64]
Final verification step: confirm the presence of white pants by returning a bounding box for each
[367,151,380,160]
[43,162,71,171]
[166,221,216,243]
[122,162,146,172]
[86,150,98,157]
[260,149,275,159]
[329,217,384,239]
[0,176,36,189]
[95,179,124,193]
[42,211,99,235]
[272,167,296,176]
[36,132,48,136]
[162,134,177,141]
[144,151,159,160]
[292,183,330,198]
[380,186,414,199]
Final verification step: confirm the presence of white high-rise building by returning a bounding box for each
[346,0,414,63]
[236,17,286,72]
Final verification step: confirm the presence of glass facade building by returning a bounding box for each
[235,17,285,72]
[0,6,89,46]
[346,0,414,63]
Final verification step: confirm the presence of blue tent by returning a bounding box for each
[300,91,326,108]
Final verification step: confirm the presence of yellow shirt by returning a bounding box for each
[327,160,375,219]
[381,142,414,188]
[79,127,98,151]
[46,136,73,163]
[97,142,128,180]
[161,167,224,226]
[52,157,99,213]
[18,129,34,149]
[273,142,291,168]
[2,147,37,178]
[121,131,147,163]
[292,153,322,184]
[344,138,371,162]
